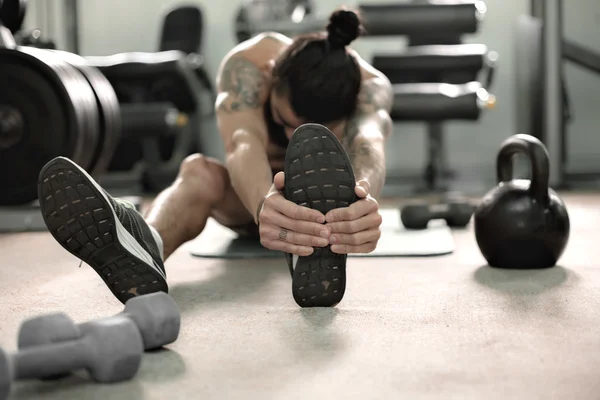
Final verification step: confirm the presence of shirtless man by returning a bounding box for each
[37,7,393,308]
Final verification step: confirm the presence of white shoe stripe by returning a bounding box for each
[63,159,167,281]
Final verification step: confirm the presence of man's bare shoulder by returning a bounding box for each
[256,31,293,46]
[216,34,292,115]
[348,49,390,85]
[343,50,392,113]
[220,32,290,71]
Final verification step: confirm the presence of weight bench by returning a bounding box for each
[85,50,207,193]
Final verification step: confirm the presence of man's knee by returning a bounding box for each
[178,154,228,197]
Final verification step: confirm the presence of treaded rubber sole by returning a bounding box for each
[38,157,168,304]
[284,124,358,308]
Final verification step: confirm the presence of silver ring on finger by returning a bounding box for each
[278,229,288,241]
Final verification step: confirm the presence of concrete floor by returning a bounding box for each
[0,193,599,400]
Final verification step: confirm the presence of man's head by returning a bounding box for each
[270,7,365,136]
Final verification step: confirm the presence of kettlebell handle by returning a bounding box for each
[496,134,550,204]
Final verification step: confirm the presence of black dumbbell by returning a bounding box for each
[0,315,144,399]
[401,200,475,230]
[18,292,181,353]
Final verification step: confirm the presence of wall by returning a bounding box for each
[20,0,600,191]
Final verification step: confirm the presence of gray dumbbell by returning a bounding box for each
[18,292,180,352]
[0,315,143,399]
[401,200,475,230]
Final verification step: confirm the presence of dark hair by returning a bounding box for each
[272,7,364,124]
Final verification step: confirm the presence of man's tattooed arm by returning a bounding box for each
[215,53,273,219]
[343,76,394,198]
[216,54,267,113]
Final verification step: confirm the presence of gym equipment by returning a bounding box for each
[120,102,188,141]
[234,0,482,42]
[18,292,181,352]
[365,1,497,194]
[360,1,485,36]
[0,41,102,206]
[235,0,315,42]
[14,28,56,49]
[473,134,570,269]
[0,315,143,398]
[0,0,26,34]
[85,51,203,193]
[191,209,455,258]
[390,81,494,121]
[0,22,203,230]
[160,5,204,54]
[159,5,216,110]
[401,199,475,230]
[51,49,122,178]
[372,44,494,86]
[0,7,203,198]
[516,0,600,188]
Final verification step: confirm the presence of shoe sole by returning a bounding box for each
[38,157,168,304]
[284,124,358,308]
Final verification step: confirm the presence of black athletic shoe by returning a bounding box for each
[38,157,168,304]
[284,124,358,308]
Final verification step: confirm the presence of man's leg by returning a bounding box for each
[143,153,254,259]
[37,153,252,304]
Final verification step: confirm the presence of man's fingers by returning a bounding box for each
[327,212,383,234]
[325,198,378,222]
[268,194,325,223]
[331,240,379,254]
[259,225,329,247]
[273,172,285,190]
[329,228,381,247]
[260,238,314,256]
[355,179,370,198]
[260,208,330,238]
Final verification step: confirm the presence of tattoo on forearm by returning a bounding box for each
[356,78,394,115]
[218,56,265,113]
[342,78,393,197]
[344,79,393,145]
[347,139,386,196]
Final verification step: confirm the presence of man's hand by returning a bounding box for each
[258,172,331,256]
[325,180,382,254]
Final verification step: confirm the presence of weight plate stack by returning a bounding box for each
[0,46,100,205]
[51,50,121,177]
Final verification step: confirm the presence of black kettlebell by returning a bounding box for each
[473,134,570,269]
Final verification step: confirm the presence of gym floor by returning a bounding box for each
[0,192,599,399]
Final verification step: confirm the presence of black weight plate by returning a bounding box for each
[51,50,121,177]
[0,48,96,205]
[21,47,101,172]
[0,0,27,33]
